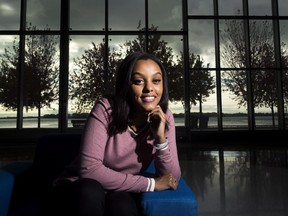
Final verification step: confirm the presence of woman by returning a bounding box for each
[53,51,181,216]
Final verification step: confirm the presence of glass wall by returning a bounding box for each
[0,0,287,133]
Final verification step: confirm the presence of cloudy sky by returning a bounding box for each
[0,0,287,117]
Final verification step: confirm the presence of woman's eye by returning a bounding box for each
[132,79,143,85]
[153,79,161,84]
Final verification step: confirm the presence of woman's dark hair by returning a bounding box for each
[107,51,169,135]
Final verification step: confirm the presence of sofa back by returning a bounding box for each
[33,133,82,191]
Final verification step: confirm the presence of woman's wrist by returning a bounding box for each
[153,138,168,150]
[155,136,166,144]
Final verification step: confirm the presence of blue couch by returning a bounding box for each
[0,133,197,216]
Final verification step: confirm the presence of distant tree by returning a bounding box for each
[0,23,59,127]
[189,54,215,115]
[71,23,215,118]
[221,20,288,125]
[175,52,215,115]
[70,42,121,113]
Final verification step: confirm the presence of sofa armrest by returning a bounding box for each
[1,161,33,214]
[0,169,14,216]
[141,162,198,216]
[140,177,198,216]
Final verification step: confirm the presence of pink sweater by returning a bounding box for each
[55,98,181,192]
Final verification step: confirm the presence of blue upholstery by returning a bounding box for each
[0,133,197,216]
[0,170,14,216]
[141,162,198,216]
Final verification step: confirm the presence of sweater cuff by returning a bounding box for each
[146,178,155,192]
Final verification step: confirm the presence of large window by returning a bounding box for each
[0,0,287,134]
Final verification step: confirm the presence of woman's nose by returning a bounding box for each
[143,81,153,92]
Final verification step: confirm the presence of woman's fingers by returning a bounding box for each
[154,173,178,191]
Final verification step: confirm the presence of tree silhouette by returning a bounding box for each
[0,23,59,127]
[187,53,215,113]
[221,20,288,125]
[70,24,183,113]
[71,23,215,121]
[70,42,121,113]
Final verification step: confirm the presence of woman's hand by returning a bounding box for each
[154,173,178,191]
[148,105,166,144]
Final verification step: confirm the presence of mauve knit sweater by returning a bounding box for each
[55,98,181,193]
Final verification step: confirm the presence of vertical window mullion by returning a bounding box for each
[272,0,285,129]
[17,0,27,129]
[214,0,223,130]
[243,0,255,130]
[59,0,70,131]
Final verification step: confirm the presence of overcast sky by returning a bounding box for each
[0,0,287,116]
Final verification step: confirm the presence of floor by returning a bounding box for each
[1,142,288,216]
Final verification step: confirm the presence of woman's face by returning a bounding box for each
[130,59,163,113]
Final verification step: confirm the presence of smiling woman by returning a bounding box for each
[52,52,182,215]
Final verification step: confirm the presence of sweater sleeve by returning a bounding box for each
[79,99,149,192]
[153,109,182,180]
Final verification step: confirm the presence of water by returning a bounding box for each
[0,116,278,128]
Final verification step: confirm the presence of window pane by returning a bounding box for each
[22,34,60,128]
[188,0,213,15]
[149,0,182,31]
[109,0,145,30]
[218,0,243,16]
[252,70,279,129]
[248,0,272,16]
[278,0,288,16]
[68,36,104,128]
[222,70,248,129]
[70,0,105,30]
[280,20,288,68]
[26,0,60,30]
[0,35,19,128]
[189,19,215,68]
[109,35,145,54]
[220,19,245,68]
[190,70,217,129]
[0,0,20,30]
[283,70,288,128]
[250,20,275,68]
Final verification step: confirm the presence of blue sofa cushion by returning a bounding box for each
[141,177,198,216]
[141,162,198,216]
[0,170,14,216]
